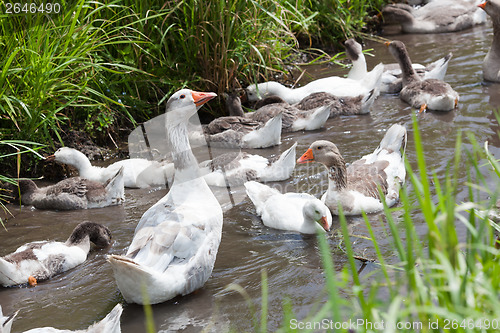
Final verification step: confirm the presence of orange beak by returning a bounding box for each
[297,148,314,164]
[384,41,391,47]
[45,154,55,162]
[28,276,37,286]
[191,91,217,107]
[478,2,486,9]
[320,216,330,231]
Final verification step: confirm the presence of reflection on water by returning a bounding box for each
[2,21,500,333]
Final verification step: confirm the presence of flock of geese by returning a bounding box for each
[1,0,499,332]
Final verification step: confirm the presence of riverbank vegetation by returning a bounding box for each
[0,0,390,152]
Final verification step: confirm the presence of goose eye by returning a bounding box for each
[180,94,186,99]
[317,146,322,150]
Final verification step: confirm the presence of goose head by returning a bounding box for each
[66,222,112,248]
[303,199,332,231]
[246,82,285,102]
[47,147,90,168]
[17,179,38,194]
[165,89,217,123]
[297,140,347,189]
[385,40,418,83]
[344,38,363,62]
[297,140,344,168]
[479,0,500,21]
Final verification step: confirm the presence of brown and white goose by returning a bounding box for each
[16,168,124,210]
[225,93,330,132]
[381,1,486,34]
[344,38,452,94]
[107,89,223,305]
[386,40,459,112]
[479,0,500,82]
[0,222,112,287]
[297,124,407,215]
[190,112,282,149]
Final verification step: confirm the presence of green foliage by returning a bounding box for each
[273,115,500,332]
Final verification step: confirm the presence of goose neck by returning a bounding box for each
[167,120,199,182]
[327,164,347,192]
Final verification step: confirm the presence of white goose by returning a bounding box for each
[244,181,332,234]
[200,142,297,187]
[479,0,500,82]
[48,147,171,188]
[107,89,223,305]
[297,124,407,215]
[381,0,486,34]
[21,303,123,333]
[344,38,452,94]
[245,63,383,104]
[386,40,459,112]
[0,222,112,287]
[0,305,17,333]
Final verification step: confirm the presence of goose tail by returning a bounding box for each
[0,258,21,287]
[360,89,377,114]
[303,104,331,130]
[105,166,125,204]
[259,142,297,182]
[424,52,452,81]
[244,181,280,216]
[361,63,384,98]
[87,303,123,333]
[377,123,407,155]
[242,113,282,148]
[0,305,18,333]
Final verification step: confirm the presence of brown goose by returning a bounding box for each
[385,40,459,112]
[16,168,124,210]
[479,0,500,82]
[297,124,407,215]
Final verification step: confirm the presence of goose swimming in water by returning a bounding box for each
[107,89,223,305]
[297,124,407,215]
[0,222,112,287]
[16,168,124,210]
[244,181,332,234]
[385,40,459,112]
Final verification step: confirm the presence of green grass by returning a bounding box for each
[238,114,500,332]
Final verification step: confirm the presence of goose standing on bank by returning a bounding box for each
[244,181,332,234]
[21,303,123,333]
[107,89,223,305]
[16,168,124,210]
[245,63,383,104]
[344,38,452,94]
[479,0,500,82]
[48,147,171,188]
[297,124,407,215]
[381,1,486,34]
[385,40,459,112]
[0,222,112,287]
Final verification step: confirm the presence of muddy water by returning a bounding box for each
[2,22,500,333]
